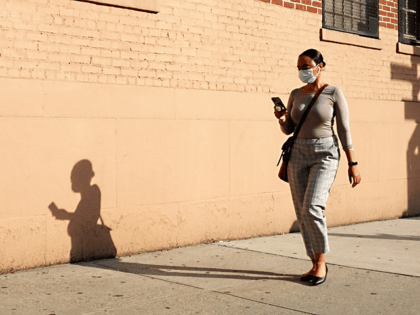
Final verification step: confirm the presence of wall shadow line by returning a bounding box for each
[391,54,420,218]
[328,233,420,241]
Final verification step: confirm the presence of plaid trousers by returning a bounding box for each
[288,136,340,259]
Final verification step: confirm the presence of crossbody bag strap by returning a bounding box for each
[276,84,328,167]
[292,84,328,139]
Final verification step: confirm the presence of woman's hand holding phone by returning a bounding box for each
[274,106,287,118]
[276,109,288,125]
[272,97,288,123]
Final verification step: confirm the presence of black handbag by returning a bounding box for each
[277,85,328,182]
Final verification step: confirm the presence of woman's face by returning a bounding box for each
[297,55,321,76]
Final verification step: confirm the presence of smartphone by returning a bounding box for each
[271,97,286,112]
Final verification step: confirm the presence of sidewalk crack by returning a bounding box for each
[211,289,318,315]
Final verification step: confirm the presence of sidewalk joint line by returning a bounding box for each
[214,243,420,278]
[211,290,318,315]
[93,261,316,314]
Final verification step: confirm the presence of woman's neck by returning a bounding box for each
[302,80,325,93]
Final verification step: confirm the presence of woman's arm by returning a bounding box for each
[334,87,353,151]
[344,150,361,188]
[333,87,361,187]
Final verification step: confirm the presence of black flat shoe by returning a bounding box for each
[300,273,313,282]
[311,265,328,286]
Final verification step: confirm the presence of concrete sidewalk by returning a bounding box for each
[1,217,420,315]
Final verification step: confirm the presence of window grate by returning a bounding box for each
[399,0,420,46]
[323,0,379,38]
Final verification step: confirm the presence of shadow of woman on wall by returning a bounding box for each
[49,159,117,263]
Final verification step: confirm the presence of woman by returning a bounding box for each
[274,49,361,286]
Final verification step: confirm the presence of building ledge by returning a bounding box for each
[77,0,160,12]
[397,42,420,57]
[320,28,382,50]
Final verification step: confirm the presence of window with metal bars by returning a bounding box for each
[323,0,379,38]
[399,0,420,46]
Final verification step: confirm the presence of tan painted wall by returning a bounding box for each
[0,0,419,273]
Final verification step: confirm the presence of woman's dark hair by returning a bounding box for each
[299,49,326,67]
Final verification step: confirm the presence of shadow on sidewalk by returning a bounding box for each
[87,259,308,285]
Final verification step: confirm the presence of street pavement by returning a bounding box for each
[1,217,420,315]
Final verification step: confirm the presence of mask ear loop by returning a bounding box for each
[313,63,320,76]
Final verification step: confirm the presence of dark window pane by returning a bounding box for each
[399,0,420,45]
[335,14,344,29]
[325,0,334,11]
[407,0,417,12]
[407,12,417,37]
[325,13,334,27]
[323,0,379,38]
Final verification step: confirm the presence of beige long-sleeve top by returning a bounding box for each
[280,85,354,151]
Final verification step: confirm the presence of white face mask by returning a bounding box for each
[298,64,320,84]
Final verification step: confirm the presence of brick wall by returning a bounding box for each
[259,0,322,14]
[379,0,398,30]
[0,0,417,101]
[259,0,400,29]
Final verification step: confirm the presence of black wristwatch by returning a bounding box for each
[348,161,358,166]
